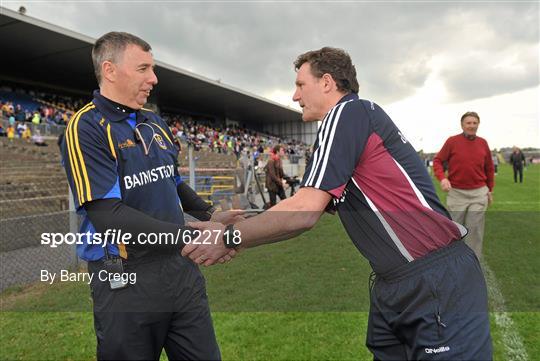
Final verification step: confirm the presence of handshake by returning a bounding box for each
[181,209,246,266]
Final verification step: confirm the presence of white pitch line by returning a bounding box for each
[494,201,539,205]
[482,260,529,361]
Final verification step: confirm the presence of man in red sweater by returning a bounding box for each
[433,111,495,259]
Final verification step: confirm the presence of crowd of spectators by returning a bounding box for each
[1,89,86,127]
[165,114,308,163]
[1,88,309,161]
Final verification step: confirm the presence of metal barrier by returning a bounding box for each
[0,192,77,292]
[30,122,66,137]
[193,175,236,205]
[0,117,66,137]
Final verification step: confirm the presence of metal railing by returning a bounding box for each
[193,175,236,205]
[1,117,67,137]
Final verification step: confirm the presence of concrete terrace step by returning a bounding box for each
[1,187,68,200]
[1,174,67,184]
[0,195,69,218]
[0,180,68,192]
[0,163,61,170]
[0,167,63,175]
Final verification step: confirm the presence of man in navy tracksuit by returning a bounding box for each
[183,47,493,360]
[61,32,241,360]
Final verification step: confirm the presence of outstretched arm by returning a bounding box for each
[181,187,332,266]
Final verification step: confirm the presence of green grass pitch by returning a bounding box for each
[1,163,538,360]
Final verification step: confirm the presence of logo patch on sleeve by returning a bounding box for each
[118,139,136,149]
[155,134,167,150]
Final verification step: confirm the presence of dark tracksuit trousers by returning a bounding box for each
[513,164,523,183]
[88,253,220,361]
[367,241,492,361]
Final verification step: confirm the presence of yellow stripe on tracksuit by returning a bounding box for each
[66,103,94,205]
[73,107,95,203]
[105,121,127,259]
[106,123,117,159]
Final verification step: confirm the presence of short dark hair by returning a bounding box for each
[92,32,152,85]
[294,47,359,94]
[273,144,283,154]
[460,111,480,123]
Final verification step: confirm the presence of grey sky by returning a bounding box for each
[2,1,539,150]
[4,1,537,103]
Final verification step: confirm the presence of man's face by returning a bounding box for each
[292,63,327,122]
[113,44,158,109]
[461,116,480,137]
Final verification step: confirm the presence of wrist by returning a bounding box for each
[206,206,217,220]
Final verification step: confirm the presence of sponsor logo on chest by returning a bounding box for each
[123,164,175,190]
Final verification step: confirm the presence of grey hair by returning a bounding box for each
[92,31,152,85]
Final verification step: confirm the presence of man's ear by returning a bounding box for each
[102,61,116,83]
[321,73,336,93]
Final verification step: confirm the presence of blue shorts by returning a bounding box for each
[367,241,492,360]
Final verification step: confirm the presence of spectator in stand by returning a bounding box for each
[265,144,287,207]
[1,101,9,116]
[1,101,14,116]
[510,146,526,183]
[21,123,32,142]
[31,111,41,125]
[433,111,494,259]
[62,111,70,124]
[7,125,15,141]
[16,122,25,137]
[15,105,26,123]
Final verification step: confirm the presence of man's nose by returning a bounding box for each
[149,69,158,85]
[292,89,300,102]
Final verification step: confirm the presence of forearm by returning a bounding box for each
[433,141,450,181]
[236,197,323,248]
[432,157,446,181]
[176,182,214,220]
[85,198,194,250]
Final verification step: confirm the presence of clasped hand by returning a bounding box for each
[181,210,244,266]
